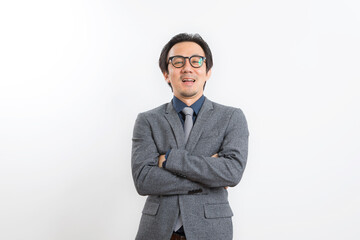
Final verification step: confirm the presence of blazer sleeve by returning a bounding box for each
[164,108,249,188]
[131,112,208,196]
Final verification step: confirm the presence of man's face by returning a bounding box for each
[164,41,211,102]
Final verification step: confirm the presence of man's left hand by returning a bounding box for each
[158,154,166,168]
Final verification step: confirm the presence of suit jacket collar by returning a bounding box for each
[165,102,185,147]
[165,97,214,151]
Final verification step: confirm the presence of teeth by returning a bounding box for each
[182,79,195,82]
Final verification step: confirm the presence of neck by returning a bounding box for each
[175,94,202,106]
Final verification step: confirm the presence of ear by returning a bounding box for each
[163,72,170,84]
[205,69,212,81]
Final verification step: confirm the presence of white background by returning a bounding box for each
[1,0,359,239]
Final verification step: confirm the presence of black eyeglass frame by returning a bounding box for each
[168,55,206,68]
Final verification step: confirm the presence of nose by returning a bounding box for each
[181,58,193,73]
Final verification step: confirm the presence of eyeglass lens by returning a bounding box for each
[171,56,204,68]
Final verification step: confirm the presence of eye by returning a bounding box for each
[190,56,203,66]
[172,57,184,66]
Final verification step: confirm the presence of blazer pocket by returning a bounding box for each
[204,203,234,219]
[142,201,160,216]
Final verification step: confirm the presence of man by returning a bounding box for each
[131,33,249,240]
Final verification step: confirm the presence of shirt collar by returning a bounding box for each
[172,95,205,116]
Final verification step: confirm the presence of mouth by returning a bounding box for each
[182,78,195,83]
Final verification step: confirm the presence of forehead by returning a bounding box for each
[168,41,205,57]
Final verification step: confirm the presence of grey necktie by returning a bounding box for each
[174,107,194,232]
[182,107,194,143]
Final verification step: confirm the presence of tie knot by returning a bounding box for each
[182,107,194,116]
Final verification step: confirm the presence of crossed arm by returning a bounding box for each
[158,153,229,189]
[132,109,249,196]
[158,153,218,168]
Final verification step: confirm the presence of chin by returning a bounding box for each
[180,92,198,98]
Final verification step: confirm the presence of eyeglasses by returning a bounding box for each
[168,55,206,68]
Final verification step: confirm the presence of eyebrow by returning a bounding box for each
[169,54,204,58]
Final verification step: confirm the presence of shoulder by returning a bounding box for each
[208,99,248,134]
[134,103,169,129]
[137,103,168,120]
[208,98,246,118]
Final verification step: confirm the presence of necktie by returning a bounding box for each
[182,107,194,143]
[174,107,194,232]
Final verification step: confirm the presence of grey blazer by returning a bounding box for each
[131,97,249,240]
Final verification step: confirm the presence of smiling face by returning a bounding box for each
[164,41,211,105]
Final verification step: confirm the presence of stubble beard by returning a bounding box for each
[178,85,203,100]
[180,90,198,99]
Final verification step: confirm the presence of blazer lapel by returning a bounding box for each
[186,98,214,152]
[164,102,185,148]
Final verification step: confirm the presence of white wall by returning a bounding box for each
[1,0,359,239]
